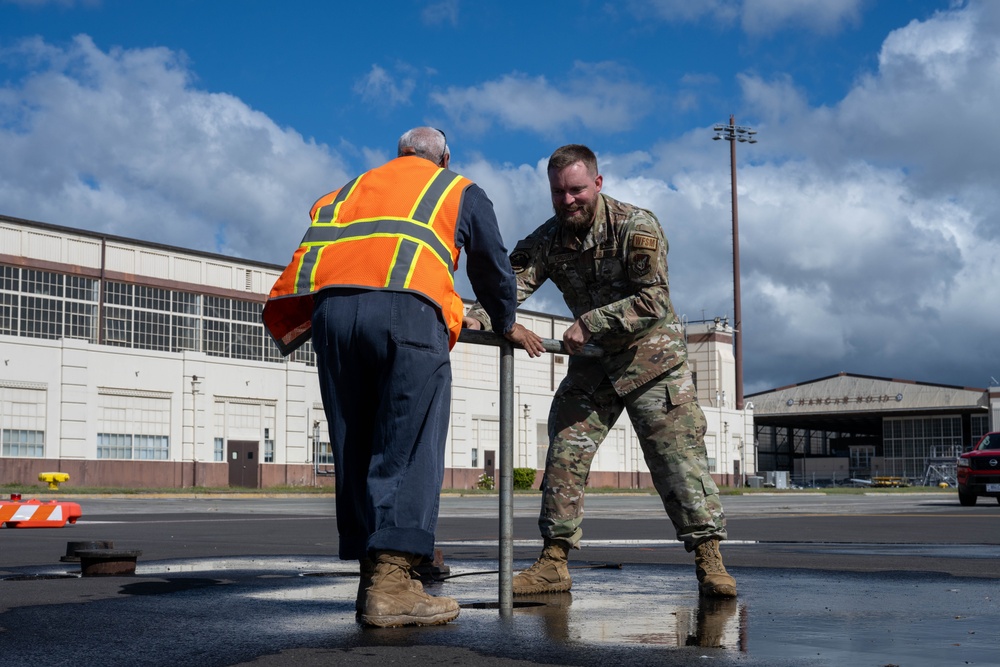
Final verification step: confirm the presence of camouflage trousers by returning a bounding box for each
[539,364,727,552]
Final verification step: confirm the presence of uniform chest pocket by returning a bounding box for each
[598,255,626,282]
[595,245,628,288]
[546,252,583,291]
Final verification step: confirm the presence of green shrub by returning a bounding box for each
[476,473,495,490]
[513,468,536,490]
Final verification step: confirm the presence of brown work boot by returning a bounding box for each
[359,551,459,627]
[694,538,737,598]
[513,539,572,595]
[356,557,424,613]
[356,558,375,613]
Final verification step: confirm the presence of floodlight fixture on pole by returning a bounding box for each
[712,115,757,410]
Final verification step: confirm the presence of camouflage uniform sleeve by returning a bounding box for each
[579,208,673,336]
[465,226,550,331]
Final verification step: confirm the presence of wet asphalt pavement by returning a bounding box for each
[1,492,997,667]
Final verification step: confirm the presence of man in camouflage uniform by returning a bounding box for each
[464,144,736,598]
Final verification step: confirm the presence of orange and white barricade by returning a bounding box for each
[0,496,83,528]
[0,472,83,528]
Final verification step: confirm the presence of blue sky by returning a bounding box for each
[2,0,998,395]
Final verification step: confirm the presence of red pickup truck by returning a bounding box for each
[957,431,1000,506]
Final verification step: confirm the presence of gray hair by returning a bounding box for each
[397,126,449,163]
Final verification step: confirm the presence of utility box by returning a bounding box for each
[763,471,789,489]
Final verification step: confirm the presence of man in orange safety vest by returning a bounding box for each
[264,126,543,627]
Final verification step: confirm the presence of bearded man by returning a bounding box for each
[464,144,736,599]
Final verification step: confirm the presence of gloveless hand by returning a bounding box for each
[504,323,545,358]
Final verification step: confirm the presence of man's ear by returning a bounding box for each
[441,153,450,169]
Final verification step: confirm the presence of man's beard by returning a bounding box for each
[554,200,596,233]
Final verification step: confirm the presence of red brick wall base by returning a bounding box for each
[0,459,724,491]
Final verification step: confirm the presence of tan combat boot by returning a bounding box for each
[512,539,572,595]
[694,538,737,598]
[356,558,375,613]
[356,557,425,613]
[359,551,459,627]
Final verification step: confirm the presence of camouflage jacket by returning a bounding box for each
[468,194,691,398]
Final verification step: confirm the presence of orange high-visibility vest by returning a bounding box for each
[263,156,471,355]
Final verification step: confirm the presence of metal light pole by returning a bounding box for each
[712,115,756,411]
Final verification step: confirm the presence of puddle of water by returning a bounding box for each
[9,555,992,665]
[138,556,349,575]
[484,591,744,649]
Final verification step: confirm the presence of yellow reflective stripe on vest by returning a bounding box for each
[410,169,458,223]
[293,245,323,295]
[387,239,419,289]
[314,175,363,224]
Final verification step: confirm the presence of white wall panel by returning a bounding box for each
[105,245,136,273]
[206,262,233,290]
[66,238,102,269]
[174,256,203,284]
[26,230,62,262]
[139,250,170,279]
[0,225,21,255]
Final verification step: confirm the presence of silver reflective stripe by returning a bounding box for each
[411,170,456,224]
[314,176,359,223]
[387,239,419,289]
[302,219,452,271]
[295,246,322,293]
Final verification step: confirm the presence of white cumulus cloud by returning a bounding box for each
[626,0,865,35]
[0,35,349,263]
[430,66,654,137]
[354,64,416,109]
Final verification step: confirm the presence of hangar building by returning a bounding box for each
[748,373,999,487]
[0,214,754,490]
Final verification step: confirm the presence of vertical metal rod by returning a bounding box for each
[456,327,601,616]
[498,340,515,615]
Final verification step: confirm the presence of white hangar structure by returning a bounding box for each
[0,215,755,490]
[749,373,1000,486]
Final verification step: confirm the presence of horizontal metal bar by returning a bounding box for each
[458,328,604,357]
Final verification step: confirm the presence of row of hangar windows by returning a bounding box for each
[0,264,316,366]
